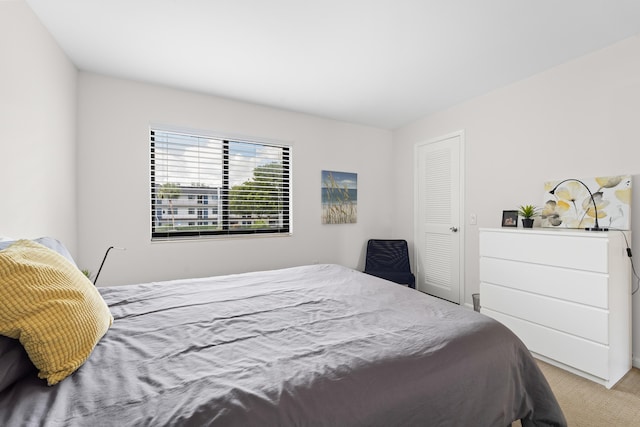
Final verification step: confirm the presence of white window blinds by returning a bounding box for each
[151,129,291,239]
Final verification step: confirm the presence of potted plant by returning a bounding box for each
[518,204,540,228]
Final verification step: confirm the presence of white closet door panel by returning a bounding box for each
[423,232,454,289]
[415,134,462,303]
[480,283,608,344]
[483,309,609,380]
[479,232,608,273]
[480,257,608,308]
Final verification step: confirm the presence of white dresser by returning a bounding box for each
[479,227,632,388]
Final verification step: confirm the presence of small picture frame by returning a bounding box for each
[502,210,518,227]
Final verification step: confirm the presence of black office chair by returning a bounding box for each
[363,239,416,288]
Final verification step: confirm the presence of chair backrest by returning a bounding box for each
[364,239,412,272]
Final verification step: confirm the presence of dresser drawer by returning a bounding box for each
[480,257,608,308]
[483,308,609,380]
[479,231,609,273]
[480,283,609,344]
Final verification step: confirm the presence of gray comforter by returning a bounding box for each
[0,264,566,426]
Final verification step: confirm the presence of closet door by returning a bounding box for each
[414,131,464,304]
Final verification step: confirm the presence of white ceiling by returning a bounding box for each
[25,0,640,129]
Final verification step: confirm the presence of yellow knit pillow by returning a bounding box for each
[0,240,113,385]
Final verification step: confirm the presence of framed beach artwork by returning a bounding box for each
[321,170,357,224]
[541,175,632,230]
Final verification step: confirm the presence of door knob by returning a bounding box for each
[450,227,458,232]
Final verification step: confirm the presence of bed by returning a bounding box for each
[0,240,566,426]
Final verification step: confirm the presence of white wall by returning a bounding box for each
[0,0,77,250]
[392,35,640,364]
[76,73,393,286]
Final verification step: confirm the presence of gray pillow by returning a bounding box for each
[0,336,36,392]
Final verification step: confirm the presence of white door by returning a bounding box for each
[414,131,464,303]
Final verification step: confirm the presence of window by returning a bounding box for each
[151,129,291,239]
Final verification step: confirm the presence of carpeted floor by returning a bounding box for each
[520,361,640,426]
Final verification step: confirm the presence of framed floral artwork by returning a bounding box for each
[541,175,632,230]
